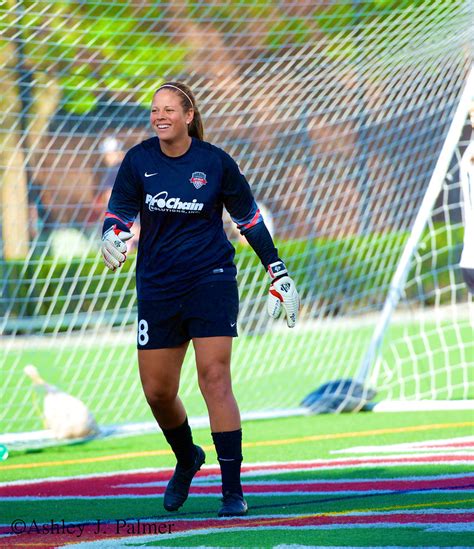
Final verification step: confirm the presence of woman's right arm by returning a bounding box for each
[101,151,141,270]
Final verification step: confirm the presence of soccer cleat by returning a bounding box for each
[163,445,205,512]
[218,491,248,517]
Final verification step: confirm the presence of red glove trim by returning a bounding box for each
[269,287,283,301]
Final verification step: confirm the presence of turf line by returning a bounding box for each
[147,498,474,532]
[91,498,474,541]
[243,487,474,515]
[242,422,474,449]
[3,421,472,471]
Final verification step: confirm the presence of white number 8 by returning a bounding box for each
[138,319,149,346]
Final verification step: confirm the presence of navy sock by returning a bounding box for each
[162,418,196,469]
[212,429,243,496]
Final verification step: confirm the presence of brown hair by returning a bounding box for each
[154,82,204,141]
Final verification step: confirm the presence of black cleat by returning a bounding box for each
[218,491,248,517]
[163,445,205,512]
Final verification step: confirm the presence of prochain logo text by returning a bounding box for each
[145,191,204,213]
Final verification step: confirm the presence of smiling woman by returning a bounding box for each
[99,80,300,518]
[150,82,204,157]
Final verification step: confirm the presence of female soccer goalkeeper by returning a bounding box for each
[100,82,300,517]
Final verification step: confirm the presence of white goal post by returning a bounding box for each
[358,66,474,395]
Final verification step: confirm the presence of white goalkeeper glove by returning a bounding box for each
[267,261,300,328]
[101,224,133,271]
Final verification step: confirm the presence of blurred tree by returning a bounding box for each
[0,0,190,258]
[0,0,465,259]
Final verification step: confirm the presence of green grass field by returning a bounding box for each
[3,317,472,434]
[1,410,471,481]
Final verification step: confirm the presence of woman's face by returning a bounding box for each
[150,89,193,143]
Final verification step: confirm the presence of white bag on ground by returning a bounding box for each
[24,365,98,439]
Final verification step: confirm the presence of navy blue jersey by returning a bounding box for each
[106,137,279,299]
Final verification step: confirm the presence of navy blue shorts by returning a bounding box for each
[137,281,239,349]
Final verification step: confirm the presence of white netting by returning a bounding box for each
[372,111,474,402]
[1,1,472,439]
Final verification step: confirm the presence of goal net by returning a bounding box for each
[369,96,474,409]
[1,0,472,444]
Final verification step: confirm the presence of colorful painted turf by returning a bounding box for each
[0,412,473,547]
[0,457,473,547]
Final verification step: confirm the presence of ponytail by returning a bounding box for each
[188,108,204,141]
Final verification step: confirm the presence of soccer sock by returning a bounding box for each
[162,417,196,469]
[212,429,243,496]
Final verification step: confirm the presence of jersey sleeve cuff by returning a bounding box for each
[268,261,287,279]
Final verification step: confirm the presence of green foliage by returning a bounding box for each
[4,224,466,333]
[313,0,459,65]
[5,255,136,333]
[302,231,410,314]
[234,225,464,313]
[59,71,100,114]
[265,17,315,50]
[313,2,357,34]
[17,2,191,113]
[371,0,444,8]
[10,0,460,114]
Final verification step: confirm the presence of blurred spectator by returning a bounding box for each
[99,137,125,189]
[88,136,140,249]
[94,136,125,217]
[459,101,474,294]
[85,136,123,225]
[258,203,275,239]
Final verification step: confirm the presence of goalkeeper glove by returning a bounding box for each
[267,261,300,328]
[101,219,133,271]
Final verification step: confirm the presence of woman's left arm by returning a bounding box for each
[221,153,300,327]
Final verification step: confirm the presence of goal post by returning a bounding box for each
[367,106,474,409]
[0,1,473,446]
[360,67,474,389]
[302,65,474,413]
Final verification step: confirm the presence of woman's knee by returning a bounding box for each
[198,363,232,398]
[142,382,178,409]
[138,347,186,410]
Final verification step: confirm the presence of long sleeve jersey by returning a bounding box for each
[105,136,279,300]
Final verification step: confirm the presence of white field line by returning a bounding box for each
[332,436,474,455]
[373,400,474,412]
[2,453,474,486]
[2,470,473,489]
[2,488,473,502]
[62,523,474,549]
[0,460,474,488]
[2,509,474,527]
[122,474,474,488]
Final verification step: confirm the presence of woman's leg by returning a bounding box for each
[193,336,247,516]
[138,343,205,512]
[193,336,240,432]
[137,344,188,429]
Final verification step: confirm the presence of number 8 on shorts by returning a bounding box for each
[138,319,149,346]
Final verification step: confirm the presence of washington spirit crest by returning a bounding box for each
[189,171,207,189]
